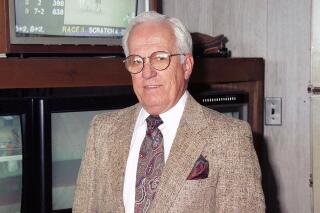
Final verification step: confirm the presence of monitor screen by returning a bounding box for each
[0,115,23,213]
[192,91,249,121]
[9,0,139,45]
[51,109,118,210]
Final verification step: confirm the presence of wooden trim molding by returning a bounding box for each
[0,57,263,88]
[0,0,10,53]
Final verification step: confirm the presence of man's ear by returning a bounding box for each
[183,54,194,80]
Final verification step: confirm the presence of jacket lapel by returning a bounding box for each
[150,96,212,212]
[103,104,141,212]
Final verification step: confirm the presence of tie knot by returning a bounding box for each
[146,115,163,131]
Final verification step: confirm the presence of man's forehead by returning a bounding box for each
[128,22,175,49]
[130,21,172,37]
[142,36,161,45]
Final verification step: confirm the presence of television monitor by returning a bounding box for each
[37,94,137,212]
[192,91,249,121]
[0,99,34,213]
[2,0,161,54]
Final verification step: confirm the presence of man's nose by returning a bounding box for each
[142,59,157,79]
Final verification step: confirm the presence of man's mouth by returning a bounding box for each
[144,85,160,89]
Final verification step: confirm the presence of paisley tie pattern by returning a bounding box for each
[135,115,164,213]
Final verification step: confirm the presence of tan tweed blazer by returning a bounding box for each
[73,95,265,213]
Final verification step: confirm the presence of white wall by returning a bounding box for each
[312,0,320,212]
[163,0,312,212]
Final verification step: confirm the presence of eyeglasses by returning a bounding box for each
[123,51,185,74]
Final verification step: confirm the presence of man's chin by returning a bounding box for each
[142,102,167,115]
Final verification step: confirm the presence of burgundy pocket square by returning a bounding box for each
[187,155,209,180]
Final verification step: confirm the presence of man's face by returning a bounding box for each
[127,22,193,115]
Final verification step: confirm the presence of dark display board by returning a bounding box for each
[12,0,136,41]
[0,0,162,54]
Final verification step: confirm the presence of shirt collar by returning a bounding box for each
[138,91,189,127]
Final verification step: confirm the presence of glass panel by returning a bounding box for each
[0,115,22,213]
[207,103,248,121]
[51,110,114,210]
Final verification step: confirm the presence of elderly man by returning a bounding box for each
[73,11,265,213]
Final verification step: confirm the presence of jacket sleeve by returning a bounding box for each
[215,122,265,213]
[73,117,98,213]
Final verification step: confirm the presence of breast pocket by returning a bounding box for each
[170,175,217,213]
[185,177,215,190]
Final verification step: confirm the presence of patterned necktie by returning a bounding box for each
[135,115,164,213]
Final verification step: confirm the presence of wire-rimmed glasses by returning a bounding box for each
[123,51,185,74]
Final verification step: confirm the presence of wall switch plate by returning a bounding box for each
[265,97,282,125]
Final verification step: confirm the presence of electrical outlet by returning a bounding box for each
[265,97,282,125]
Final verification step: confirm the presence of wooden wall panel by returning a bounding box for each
[265,0,312,212]
[163,0,267,57]
[312,0,320,85]
[312,97,320,213]
[312,0,320,211]
[163,0,312,212]
[163,0,215,35]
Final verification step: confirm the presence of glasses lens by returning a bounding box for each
[150,51,170,71]
[125,55,143,73]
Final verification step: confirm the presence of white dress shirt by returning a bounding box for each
[123,91,189,213]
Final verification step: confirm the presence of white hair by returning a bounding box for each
[122,11,193,57]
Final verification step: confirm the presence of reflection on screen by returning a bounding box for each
[14,0,137,37]
[0,115,22,213]
[209,104,248,121]
[51,110,115,210]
